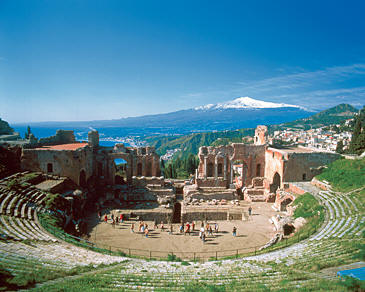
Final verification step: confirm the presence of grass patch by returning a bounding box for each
[317,158,365,192]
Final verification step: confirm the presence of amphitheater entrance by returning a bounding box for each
[79,170,86,188]
[280,197,293,211]
[114,158,127,184]
[270,172,281,193]
[172,202,181,223]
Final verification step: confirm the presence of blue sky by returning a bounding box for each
[1,0,365,123]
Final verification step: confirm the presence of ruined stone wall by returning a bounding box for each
[264,148,286,188]
[38,130,76,146]
[283,152,340,182]
[21,147,93,186]
[197,142,266,188]
[254,125,268,145]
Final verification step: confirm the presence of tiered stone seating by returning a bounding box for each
[0,178,363,291]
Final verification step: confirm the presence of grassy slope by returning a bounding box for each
[316,158,365,192]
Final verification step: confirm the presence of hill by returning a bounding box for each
[146,128,255,158]
[271,104,358,131]
[0,118,14,135]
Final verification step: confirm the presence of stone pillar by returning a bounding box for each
[204,156,207,179]
[195,169,198,180]
[142,158,146,176]
[230,160,234,184]
[224,157,227,180]
[214,156,218,180]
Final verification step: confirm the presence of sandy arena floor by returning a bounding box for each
[86,202,280,258]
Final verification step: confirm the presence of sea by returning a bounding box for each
[12,126,138,147]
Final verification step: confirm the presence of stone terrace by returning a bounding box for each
[0,174,363,290]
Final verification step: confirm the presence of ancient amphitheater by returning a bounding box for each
[0,171,364,291]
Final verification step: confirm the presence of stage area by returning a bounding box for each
[86,202,280,258]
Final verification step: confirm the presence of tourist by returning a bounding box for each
[169,224,173,235]
[141,222,145,234]
[199,226,205,239]
[208,226,213,236]
[120,214,124,223]
[248,206,252,217]
[111,213,114,221]
[139,221,143,232]
[180,223,184,234]
[112,218,115,228]
[98,211,101,220]
[232,226,237,237]
[160,221,164,230]
[192,221,195,231]
[104,215,108,223]
[131,223,134,233]
[214,223,219,233]
[185,222,190,235]
[206,223,210,232]
[145,227,149,238]
[202,232,206,243]
[154,219,158,229]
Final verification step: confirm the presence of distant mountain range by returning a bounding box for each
[16,97,315,134]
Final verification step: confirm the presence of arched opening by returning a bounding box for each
[172,202,181,223]
[137,162,142,176]
[270,172,281,193]
[47,163,53,173]
[114,158,127,184]
[79,170,86,188]
[146,162,152,177]
[217,163,223,177]
[280,197,293,211]
[256,164,261,177]
[302,173,307,181]
[207,162,214,177]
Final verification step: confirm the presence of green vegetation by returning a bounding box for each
[271,103,358,131]
[146,128,255,158]
[317,158,365,192]
[293,193,324,220]
[348,106,365,154]
[163,153,199,179]
[0,118,14,135]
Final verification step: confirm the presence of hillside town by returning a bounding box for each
[269,119,354,153]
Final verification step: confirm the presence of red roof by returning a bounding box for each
[35,143,88,151]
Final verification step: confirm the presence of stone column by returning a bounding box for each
[230,160,234,184]
[214,156,218,180]
[224,157,227,180]
[142,158,146,176]
[204,156,207,179]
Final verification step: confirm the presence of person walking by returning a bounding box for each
[214,223,219,233]
[130,223,134,233]
[248,206,252,217]
[192,221,195,231]
[98,211,101,220]
[169,224,173,235]
[120,214,124,223]
[145,227,149,238]
[104,215,108,223]
[232,226,237,237]
[209,226,213,237]
[154,219,158,230]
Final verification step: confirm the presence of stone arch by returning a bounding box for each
[137,162,142,176]
[207,162,214,177]
[47,163,53,173]
[256,163,261,177]
[146,161,152,177]
[217,163,223,177]
[270,172,281,193]
[79,169,86,187]
[172,202,181,223]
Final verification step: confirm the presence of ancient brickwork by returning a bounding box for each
[254,125,268,145]
[197,143,266,188]
[38,130,76,146]
[21,145,93,187]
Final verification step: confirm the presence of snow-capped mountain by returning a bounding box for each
[195,97,302,110]
[24,97,314,134]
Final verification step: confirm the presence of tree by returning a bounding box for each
[335,140,344,154]
[25,126,32,139]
